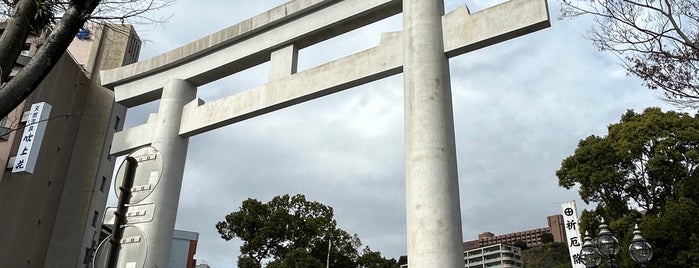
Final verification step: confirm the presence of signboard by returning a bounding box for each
[12,102,52,173]
[561,201,585,268]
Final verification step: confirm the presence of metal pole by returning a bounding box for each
[106,157,137,268]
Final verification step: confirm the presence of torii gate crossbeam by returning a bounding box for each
[100,0,549,267]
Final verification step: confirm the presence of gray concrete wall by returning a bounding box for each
[0,54,91,268]
[44,25,138,268]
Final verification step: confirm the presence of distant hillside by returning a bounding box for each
[522,242,572,268]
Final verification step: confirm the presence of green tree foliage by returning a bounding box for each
[513,240,528,250]
[356,247,399,268]
[642,197,699,265]
[267,249,324,268]
[541,233,555,244]
[216,194,398,268]
[522,242,572,268]
[556,107,699,267]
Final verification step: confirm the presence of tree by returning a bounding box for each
[216,194,398,268]
[641,197,699,265]
[521,242,572,268]
[556,107,699,266]
[513,240,528,250]
[356,247,399,268]
[267,249,324,268]
[541,232,555,244]
[0,0,173,119]
[560,0,699,108]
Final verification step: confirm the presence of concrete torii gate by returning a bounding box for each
[100,0,550,267]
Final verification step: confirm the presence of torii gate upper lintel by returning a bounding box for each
[100,0,550,267]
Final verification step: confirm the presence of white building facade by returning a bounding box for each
[464,244,523,268]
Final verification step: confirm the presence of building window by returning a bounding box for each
[91,211,99,227]
[100,176,107,192]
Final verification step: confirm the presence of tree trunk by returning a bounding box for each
[0,0,35,83]
[0,0,101,118]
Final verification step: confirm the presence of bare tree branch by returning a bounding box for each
[0,0,174,118]
[0,0,101,118]
[562,0,699,108]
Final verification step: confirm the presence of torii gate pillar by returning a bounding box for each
[403,0,463,266]
[144,79,196,266]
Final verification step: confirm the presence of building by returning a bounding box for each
[170,230,199,268]
[0,24,140,267]
[399,215,567,267]
[547,213,566,243]
[400,243,525,268]
[464,244,523,268]
[464,215,566,251]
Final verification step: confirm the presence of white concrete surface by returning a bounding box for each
[101,0,401,107]
[403,0,463,266]
[269,45,299,81]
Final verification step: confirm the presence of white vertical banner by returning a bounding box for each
[13,102,52,174]
[561,201,585,268]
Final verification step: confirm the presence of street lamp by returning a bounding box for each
[596,219,620,268]
[629,224,653,267]
[580,232,601,267]
[579,219,653,268]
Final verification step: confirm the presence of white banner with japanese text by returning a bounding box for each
[561,201,585,268]
[13,102,51,174]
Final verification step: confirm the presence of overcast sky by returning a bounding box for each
[107,0,678,267]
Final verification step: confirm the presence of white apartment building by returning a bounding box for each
[464,244,523,268]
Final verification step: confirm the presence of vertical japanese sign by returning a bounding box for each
[12,102,52,173]
[561,201,585,268]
